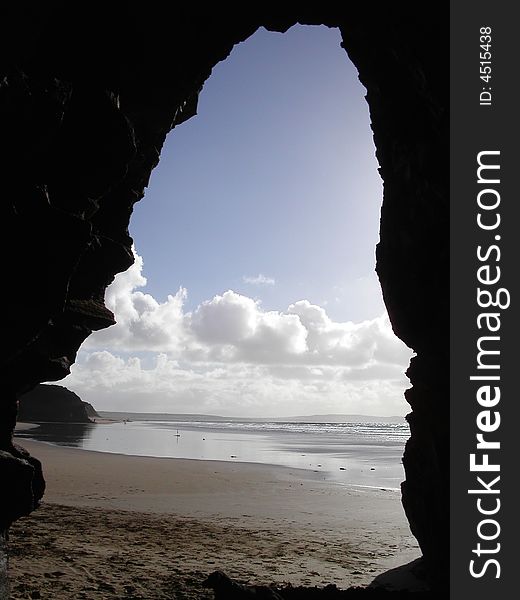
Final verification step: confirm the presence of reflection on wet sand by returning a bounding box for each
[14,420,407,490]
[15,422,95,447]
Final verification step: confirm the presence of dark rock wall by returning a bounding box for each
[340,13,449,586]
[0,533,6,600]
[18,384,93,423]
[0,4,448,592]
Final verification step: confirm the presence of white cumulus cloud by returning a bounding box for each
[63,249,415,416]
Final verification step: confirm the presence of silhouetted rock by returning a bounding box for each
[204,571,284,599]
[0,534,6,600]
[368,558,429,592]
[0,445,44,530]
[204,571,438,598]
[18,385,94,423]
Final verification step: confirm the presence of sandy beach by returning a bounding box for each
[8,439,420,599]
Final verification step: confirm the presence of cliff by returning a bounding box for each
[18,385,97,424]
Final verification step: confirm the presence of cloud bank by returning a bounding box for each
[63,250,414,416]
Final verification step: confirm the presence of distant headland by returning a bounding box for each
[18,384,100,424]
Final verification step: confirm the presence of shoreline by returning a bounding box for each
[15,439,404,521]
[14,419,407,491]
[15,436,328,485]
[15,434,400,492]
[9,438,420,598]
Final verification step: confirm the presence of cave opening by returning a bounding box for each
[68,25,414,422]
[31,23,419,586]
[3,8,450,597]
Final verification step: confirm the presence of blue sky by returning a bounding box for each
[129,25,385,323]
[62,25,413,417]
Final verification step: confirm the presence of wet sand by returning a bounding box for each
[8,439,420,599]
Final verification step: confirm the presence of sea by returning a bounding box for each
[15,414,410,491]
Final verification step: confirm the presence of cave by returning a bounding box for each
[0,5,449,597]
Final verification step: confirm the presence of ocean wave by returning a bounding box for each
[141,420,409,443]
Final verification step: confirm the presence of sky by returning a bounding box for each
[61,25,414,417]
